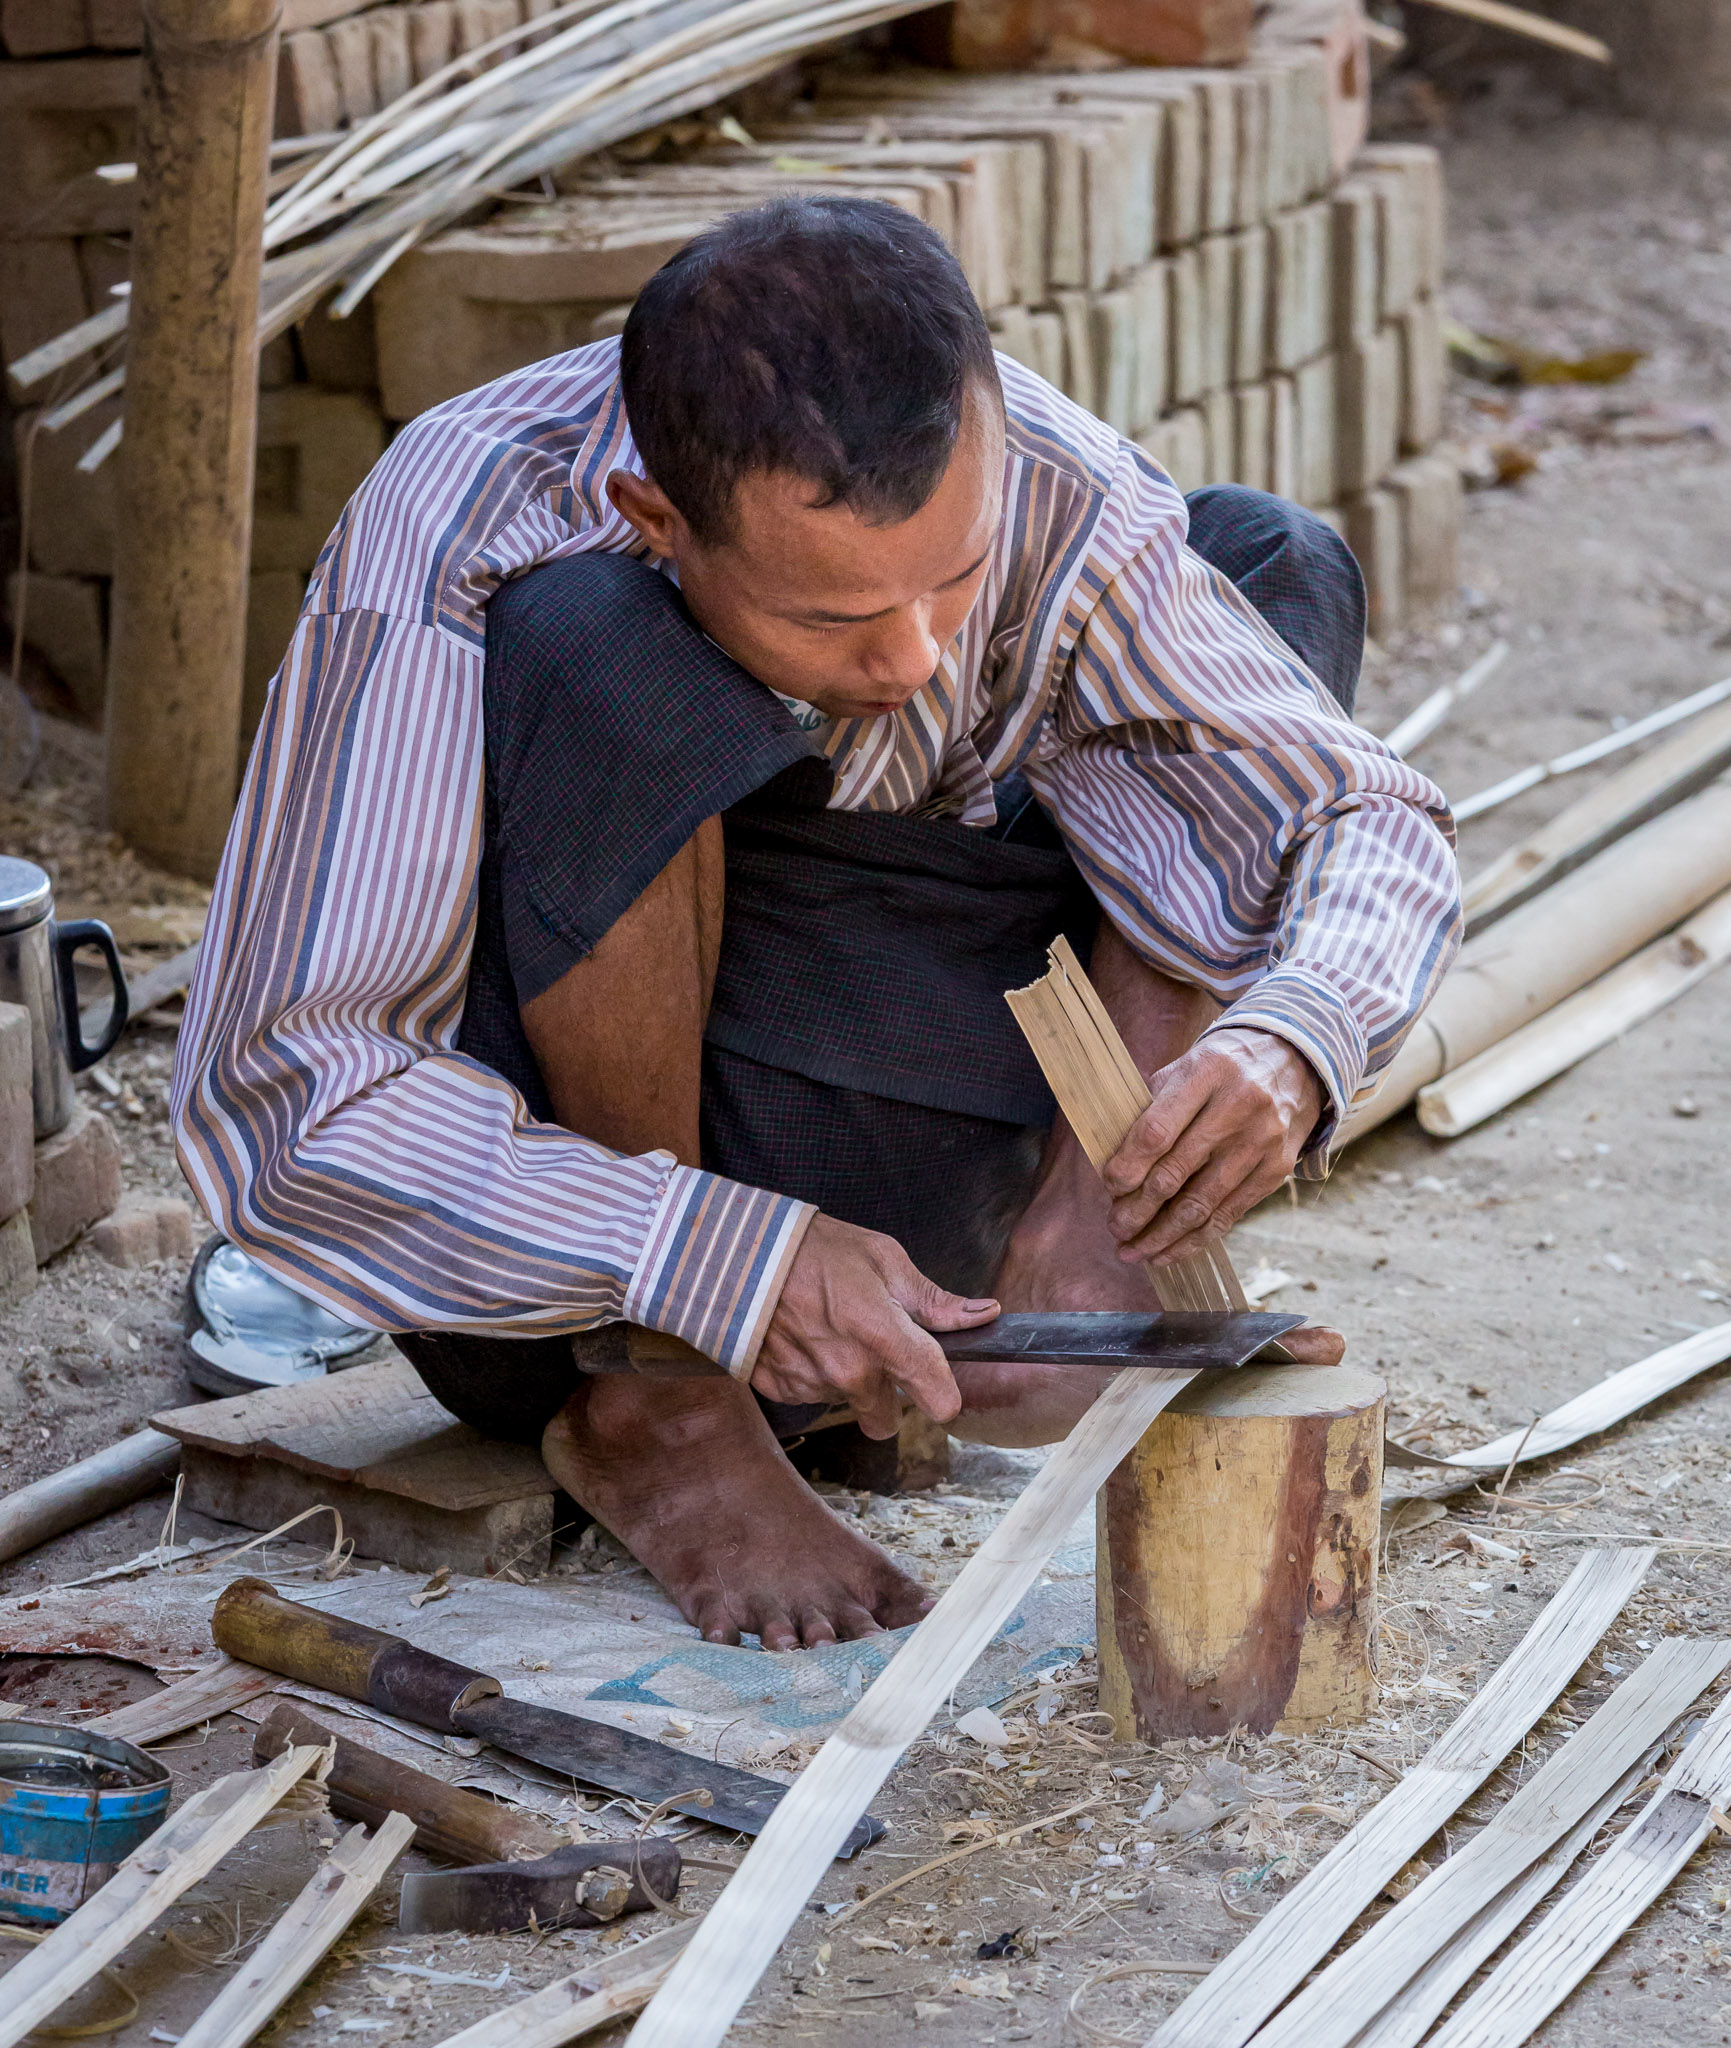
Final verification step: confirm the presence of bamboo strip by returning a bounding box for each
[1337,783,1731,1145]
[437,1923,698,2048]
[1355,1760,1648,2048]
[1429,1690,1731,2047]
[1147,1546,1655,2047]
[0,1746,327,2048]
[175,1815,415,2048]
[86,1658,277,1745]
[1403,0,1609,60]
[1462,699,1731,931]
[625,1364,1196,2048]
[1382,640,1509,760]
[1417,884,1731,1135]
[1253,1639,1731,2048]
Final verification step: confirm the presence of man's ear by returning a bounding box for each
[606,469,683,558]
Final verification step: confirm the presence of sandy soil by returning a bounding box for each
[3,92,1731,2048]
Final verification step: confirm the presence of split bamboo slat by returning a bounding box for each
[86,1657,277,1745]
[624,940,1220,2046]
[1429,1690,1731,2048]
[1417,883,1731,1135]
[174,1815,416,2048]
[1357,1762,1648,2048]
[1381,640,1508,760]
[1336,783,1731,1146]
[1384,1316,1731,1498]
[1462,697,1731,931]
[437,1923,699,2048]
[1252,1639,1731,2048]
[0,1745,328,2048]
[1147,1546,1655,2048]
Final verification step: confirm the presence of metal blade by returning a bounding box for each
[452,1695,883,1856]
[937,1309,1304,1369]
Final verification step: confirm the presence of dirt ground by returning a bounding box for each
[4,87,1731,2048]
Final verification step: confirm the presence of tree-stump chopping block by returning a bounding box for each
[1098,1362,1384,1740]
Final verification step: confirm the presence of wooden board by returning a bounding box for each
[85,1656,277,1743]
[1429,1689,1731,2047]
[180,1445,554,1578]
[1254,1639,1731,2047]
[151,1358,553,1510]
[436,1923,698,2048]
[1148,1545,1655,2047]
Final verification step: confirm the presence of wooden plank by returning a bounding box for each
[1147,1546,1655,2047]
[0,1745,326,2048]
[175,1814,415,2048]
[1358,1762,1648,2048]
[438,1922,698,2048]
[1428,1690,1731,2047]
[624,1363,1197,2048]
[151,1359,553,1510]
[1419,884,1731,1136]
[1254,1639,1731,2047]
[85,1656,277,1743]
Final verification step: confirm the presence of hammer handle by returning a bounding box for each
[253,1701,563,1866]
[213,1577,502,1732]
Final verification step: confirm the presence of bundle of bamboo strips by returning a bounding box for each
[6,0,947,461]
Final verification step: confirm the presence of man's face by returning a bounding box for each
[606,381,1005,720]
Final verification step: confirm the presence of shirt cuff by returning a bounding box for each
[623,1163,817,1378]
[1202,965,1369,1176]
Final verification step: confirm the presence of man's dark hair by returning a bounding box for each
[619,195,1001,546]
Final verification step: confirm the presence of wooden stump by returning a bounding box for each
[1098,1362,1384,1740]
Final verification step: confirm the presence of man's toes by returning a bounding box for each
[756,1609,802,1653]
[697,1606,742,1647]
[796,1609,840,1649]
[831,1602,886,1642]
[874,1579,937,1630]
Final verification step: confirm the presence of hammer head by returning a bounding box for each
[397,1838,681,1936]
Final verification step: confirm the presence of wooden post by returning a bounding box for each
[104,0,280,881]
[1098,1362,1384,1740]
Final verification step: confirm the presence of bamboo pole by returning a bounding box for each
[1417,884,1731,1136]
[103,0,281,879]
[1336,783,1731,1147]
[0,1429,180,1567]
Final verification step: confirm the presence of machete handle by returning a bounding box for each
[573,1327,728,1376]
[253,1701,563,1866]
[213,1576,501,1732]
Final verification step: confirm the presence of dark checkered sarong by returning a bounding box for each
[399,487,1363,1442]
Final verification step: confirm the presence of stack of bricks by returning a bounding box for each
[3,0,1456,732]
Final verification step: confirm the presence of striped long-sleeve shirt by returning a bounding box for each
[173,342,1461,1375]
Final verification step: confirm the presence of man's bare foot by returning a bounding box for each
[542,1375,934,1650]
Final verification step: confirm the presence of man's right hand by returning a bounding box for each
[752,1215,1000,1440]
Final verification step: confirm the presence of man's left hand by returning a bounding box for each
[1101,1027,1324,1265]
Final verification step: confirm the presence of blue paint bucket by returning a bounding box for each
[0,1721,172,1926]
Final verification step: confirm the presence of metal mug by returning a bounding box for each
[0,855,128,1139]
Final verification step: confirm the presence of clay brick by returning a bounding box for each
[1,238,86,403]
[409,0,456,80]
[243,570,308,754]
[28,1102,121,1263]
[1357,142,1445,299]
[1395,294,1444,453]
[1231,70,1269,229]
[1387,452,1462,614]
[0,1211,37,1309]
[1163,406,1208,493]
[1130,258,1170,433]
[1197,232,1234,395]
[1331,177,1380,348]
[251,388,388,574]
[296,294,379,393]
[15,395,119,577]
[277,29,342,137]
[1168,244,1205,405]
[1229,224,1267,385]
[6,570,106,721]
[1335,326,1400,496]
[88,1192,197,1269]
[1294,350,1338,509]
[1027,307,1066,391]
[1269,371,1298,501]
[1266,202,1330,372]
[454,0,518,62]
[85,0,135,45]
[1054,289,1095,415]
[370,7,413,105]
[1232,381,1271,493]
[0,1003,32,1222]
[1201,385,1235,487]
[1054,71,1198,252]
[326,13,376,124]
[1091,288,1138,435]
[0,56,138,237]
[1,0,87,59]
[990,304,1039,377]
[1343,485,1404,638]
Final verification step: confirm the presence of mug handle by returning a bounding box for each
[54,919,130,1072]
